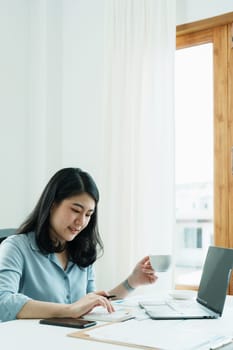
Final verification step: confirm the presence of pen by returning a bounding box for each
[105,295,116,299]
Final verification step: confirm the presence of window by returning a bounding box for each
[183,228,202,249]
[175,13,233,293]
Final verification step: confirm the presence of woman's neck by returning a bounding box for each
[55,249,68,270]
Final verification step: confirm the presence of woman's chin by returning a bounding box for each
[66,231,79,241]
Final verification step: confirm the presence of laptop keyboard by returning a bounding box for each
[172,304,210,316]
[147,304,183,316]
[144,302,213,317]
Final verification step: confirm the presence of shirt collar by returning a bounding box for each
[28,231,75,270]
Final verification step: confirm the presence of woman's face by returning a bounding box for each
[49,192,95,244]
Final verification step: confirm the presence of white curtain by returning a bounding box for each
[96,0,176,294]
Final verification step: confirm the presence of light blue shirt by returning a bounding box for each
[0,232,96,322]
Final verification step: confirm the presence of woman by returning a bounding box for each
[0,168,157,322]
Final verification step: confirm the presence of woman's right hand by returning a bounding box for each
[66,292,115,318]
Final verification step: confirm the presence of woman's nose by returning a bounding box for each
[75,213,85,226]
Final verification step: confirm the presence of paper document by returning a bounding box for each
[82,306,134,322]
[83,318,233,350]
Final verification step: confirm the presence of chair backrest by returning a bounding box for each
[0,228,16,243]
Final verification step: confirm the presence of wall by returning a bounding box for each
[0,0,29,227]
[0,0,106,229]
[62,0,105,182]
[177,0,233,24]
[26,0,63,210]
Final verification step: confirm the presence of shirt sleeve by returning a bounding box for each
[86,265,96,293]
[0,238,31,322]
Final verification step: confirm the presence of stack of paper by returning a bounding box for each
[82,306,134,322]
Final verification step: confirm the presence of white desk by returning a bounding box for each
[0,318,132,350]
[1,296,233,350]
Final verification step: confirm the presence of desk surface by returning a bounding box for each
[1,295,233,350]
[0,318,132,350]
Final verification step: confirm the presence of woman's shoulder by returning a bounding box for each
[0,232,37,268]
[1,232,35,250]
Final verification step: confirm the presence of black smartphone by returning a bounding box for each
[39,317,97,329]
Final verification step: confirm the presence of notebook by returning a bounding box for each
[141,246,233,320]
[82,305,135,322]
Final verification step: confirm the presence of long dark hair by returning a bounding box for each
[17,168,104,267]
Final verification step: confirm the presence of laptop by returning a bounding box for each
[141,246,233,320]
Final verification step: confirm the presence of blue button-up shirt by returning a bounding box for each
[0,232,95,322]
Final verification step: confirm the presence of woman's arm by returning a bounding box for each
[17,292,115,319]
[107,256,157,299]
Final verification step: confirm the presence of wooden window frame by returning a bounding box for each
[176,13,233,293]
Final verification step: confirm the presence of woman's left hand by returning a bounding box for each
[127,256,158,288]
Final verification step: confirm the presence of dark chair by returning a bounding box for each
[0,228,16,243]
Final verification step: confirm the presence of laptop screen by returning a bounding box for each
[197,246,233,316]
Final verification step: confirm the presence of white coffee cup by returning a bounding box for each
[149,254,171,272]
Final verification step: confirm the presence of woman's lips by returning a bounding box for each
[69,227,81,234]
